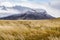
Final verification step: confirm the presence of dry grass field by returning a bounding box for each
[0,18,60,40]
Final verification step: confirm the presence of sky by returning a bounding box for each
[0,0,60,17]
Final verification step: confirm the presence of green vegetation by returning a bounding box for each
[0,19,60,40]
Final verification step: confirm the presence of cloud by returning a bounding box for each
[0,2,15,7]
[49,0,60,10]
[16,2,47,9]
[0,9,20,14]
[45,6,60,17]
[15,2,60,17]
[0,8,20,17]
[21,0,28,1]
[0,0,60,17]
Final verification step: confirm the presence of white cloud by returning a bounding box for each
[15,2,60,17]
[0,2,15,7]
[49,0,60,9]
[0,9,20,18]
[21,0,28,1]
[15,2,47,9]
[0,0,13,2]
[0,0,60,17]
[45,6,60,17]
[0,9,20,14]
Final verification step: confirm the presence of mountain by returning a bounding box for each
[0,6,55,20]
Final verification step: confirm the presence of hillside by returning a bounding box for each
[0,18,60,40]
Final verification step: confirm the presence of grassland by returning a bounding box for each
[0,18,60,40]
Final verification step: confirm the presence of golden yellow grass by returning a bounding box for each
[0,19,60,40]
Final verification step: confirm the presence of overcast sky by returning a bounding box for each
[0,0,60,17]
